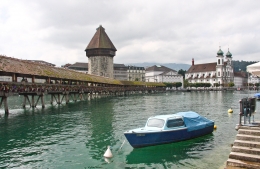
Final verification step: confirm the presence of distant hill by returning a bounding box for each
[126,60,258,72]
[127,62,191,71]
[232,60,258,72]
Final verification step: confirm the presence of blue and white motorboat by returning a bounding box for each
[124,111,214,148]
[254,93,260,100]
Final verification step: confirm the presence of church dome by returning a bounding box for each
[217,48,224,56]
[226,49,232,58]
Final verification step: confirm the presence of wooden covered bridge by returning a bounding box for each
[0,55,165,115]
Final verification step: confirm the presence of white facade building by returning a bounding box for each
[185,47,234,86]
[248,75,260,84]
[127,66,145,81]
[145,65,183,85]
[234,72,247,88]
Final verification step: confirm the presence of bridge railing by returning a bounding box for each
[0,81,166,95]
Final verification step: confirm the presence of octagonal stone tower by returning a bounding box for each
[85,25,117,78]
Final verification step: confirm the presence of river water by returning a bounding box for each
[0,90,259,169]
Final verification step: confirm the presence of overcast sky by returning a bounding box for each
[1,0,260,67]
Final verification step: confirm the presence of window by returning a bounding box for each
[166,118,184,128]
[147,118,165,128]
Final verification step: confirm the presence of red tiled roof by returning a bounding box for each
[186,62,217,73]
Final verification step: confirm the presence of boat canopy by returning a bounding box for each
[176,111,214,131]
[254,93,260,96]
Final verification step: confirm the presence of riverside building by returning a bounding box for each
[185,47,234,87]
[145,65,183,85]
[127,65,145,81]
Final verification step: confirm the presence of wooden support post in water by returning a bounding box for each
[41,95,45,108]
[73,93,76,102]
[35,96,40,107]
[32,95,35,108]
[0,96,9,115]
[4,97,9,115]
[23,95,26,108]
[65,94,69,104]
[57,94,61,104]
[60,94,65,103]
[51,94,54,105]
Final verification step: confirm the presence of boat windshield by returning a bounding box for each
[166,118,184,128]
[147,118,165,128]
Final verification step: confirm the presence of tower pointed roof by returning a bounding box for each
[85,25,117,51]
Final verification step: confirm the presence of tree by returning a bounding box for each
[175,82,182,88]
[184,79,189,88]
[178,69,186,79]
[228,82,234,87]
[163,83,174,88]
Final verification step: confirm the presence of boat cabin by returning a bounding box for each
[145,115,186,131]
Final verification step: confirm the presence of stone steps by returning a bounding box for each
[236,134,260,142]
[238,129,260,136]
[225,125,260,168]
[234,140,260,149]
[232,146,260,155]
[238,126,260,130]
[229,152,260,163]
[226,158,260,169]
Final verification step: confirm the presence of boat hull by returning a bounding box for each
[124,124,214,148]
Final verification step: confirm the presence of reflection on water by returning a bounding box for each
[126,134,214,166]
[0,91,259,169]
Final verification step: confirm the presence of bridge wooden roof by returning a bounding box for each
[0,55,165,87]
[0,55,121,85]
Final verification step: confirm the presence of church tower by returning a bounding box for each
[216,46,224,85]
[85,25,117,78]
[225,48,234,83]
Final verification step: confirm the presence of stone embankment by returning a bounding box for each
[225,125,260,169]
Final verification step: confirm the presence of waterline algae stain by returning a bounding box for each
[0,91,259,168]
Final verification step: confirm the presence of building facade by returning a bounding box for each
[64,62,128,80]
[185,47,234,86]
[127,66,145,81]
[145,65,183,85]
[85,25,116,79]
[114,64,128,81]
[248,75,260,85]
[234,72,247,88]
[67,62,88,73]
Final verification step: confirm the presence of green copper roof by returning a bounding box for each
[85,25,117,51]
[226,49,232,58]
[217,48,224,56]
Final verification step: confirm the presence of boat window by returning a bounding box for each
[167,118,184,128]
[147,118,165,128]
